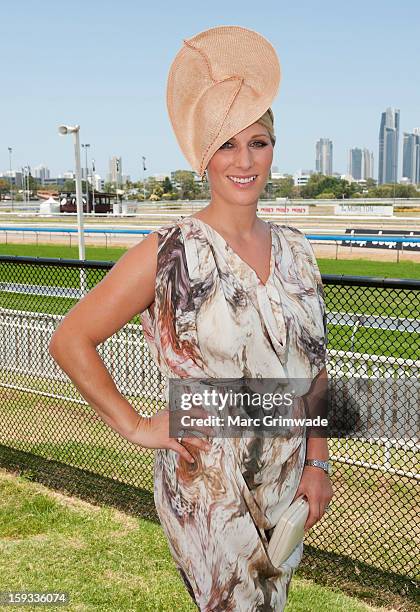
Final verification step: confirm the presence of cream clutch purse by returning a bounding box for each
[267,496,309,568]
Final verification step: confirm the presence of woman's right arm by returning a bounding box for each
[48,231,210,463]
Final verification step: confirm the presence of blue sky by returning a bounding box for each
[1,0,419,181]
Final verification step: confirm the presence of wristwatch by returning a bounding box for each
[304,459,332,475]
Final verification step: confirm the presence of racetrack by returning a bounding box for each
[1,205,420,262]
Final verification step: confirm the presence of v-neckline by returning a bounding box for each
[189,216,275,288]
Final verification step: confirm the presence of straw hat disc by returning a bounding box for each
[166,25,281,177]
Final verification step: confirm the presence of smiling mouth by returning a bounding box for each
[227,175,258,184]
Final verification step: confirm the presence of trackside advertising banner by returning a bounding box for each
[341,228,420,251]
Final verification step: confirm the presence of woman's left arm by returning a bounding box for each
[293,366,334,530]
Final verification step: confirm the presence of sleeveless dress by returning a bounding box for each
[141,215,328,611]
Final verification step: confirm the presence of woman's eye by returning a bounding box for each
[252,140,268,147]
[219,140,268,150]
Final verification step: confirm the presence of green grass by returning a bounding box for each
[1,243,418,609]
[0,385,157,492]
[1,244,419,357]
[0,468,389,611]
[287,578,386,611]
[1,384,417,583]
[0,243,125,262]
[317,257,420,279]
[324,284,419,318]
[0,242,420,279]
[305,463,418,578]
[327,324,419,360]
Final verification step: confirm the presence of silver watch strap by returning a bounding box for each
[305,459,331,474]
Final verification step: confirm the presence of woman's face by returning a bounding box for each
[206,122,273,205]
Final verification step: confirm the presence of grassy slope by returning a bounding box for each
[0,468,389,612]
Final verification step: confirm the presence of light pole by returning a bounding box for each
[116,158,120,192]
[22,165,30,206]
[27,165,31,204]
[8,147,13,211]
[58,124,87,294]
[21,167,25,207]
[115,158,121,212]
[142,156,147,201]
[81,143,90,212]
[92,158,96,214]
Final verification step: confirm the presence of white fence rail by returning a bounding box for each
[0,308,418,479]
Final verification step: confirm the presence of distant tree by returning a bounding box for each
[316,192,335,199]
[162,176,173,193]
[272,177,294,198]
[300,174,331,198]
[197,178,210,200]
[20,174,40,197]
[153,185,164,198]
[301,174,357,199]
[365,178,377,190]
[104,182,117,194]
[62,179,91,194]
[0,179,10,194]
[172,170,200,199]
[63,180,76,192]
[28,175,39,192]
[367,184,412,198]
[389,183,417,198]
[147,177,161,196]
[334,179,358,199]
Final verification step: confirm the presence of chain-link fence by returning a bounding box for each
[0,254,418,587]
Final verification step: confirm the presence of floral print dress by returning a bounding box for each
[141,215,328,611]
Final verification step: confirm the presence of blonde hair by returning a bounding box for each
[256,107,276,146]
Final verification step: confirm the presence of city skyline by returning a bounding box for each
[2,119,417,187]
[4,104,420,187]
[1,1,419,181]
[4,106,418,184]
[4,108,418,185]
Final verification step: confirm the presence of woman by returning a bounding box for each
[49,26,333,611]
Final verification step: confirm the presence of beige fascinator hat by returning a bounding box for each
[166,25,281,177]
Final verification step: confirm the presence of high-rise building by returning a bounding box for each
[348,148,363,180]
[315,138,333,175]
[413,127,420,183]
[363,149,374,180]
[378,107,400,184]
[33,165,50,183]
[108,156,122,185]
[402,129,420,184]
